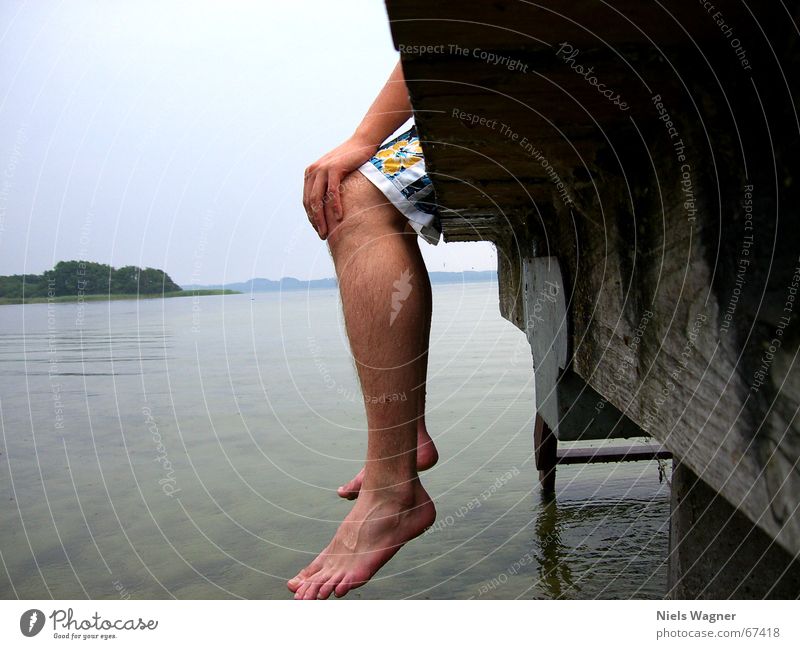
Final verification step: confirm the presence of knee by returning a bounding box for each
[327,171,402,247]
[337,170,380,222]
[326,172,368,241]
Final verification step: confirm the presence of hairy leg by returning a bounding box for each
[415,258,438,467]
[288,172,436,599]
[337,225,438,499]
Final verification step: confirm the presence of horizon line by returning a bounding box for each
[178,268,499,286]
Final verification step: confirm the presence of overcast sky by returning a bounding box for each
[0,0,496,285]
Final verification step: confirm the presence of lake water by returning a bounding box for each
[0,283,670,599]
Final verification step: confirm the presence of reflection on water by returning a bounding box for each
[0,285,669,599]
[536,498,573,599]
[0,325,171,376]
[531,495,668,599]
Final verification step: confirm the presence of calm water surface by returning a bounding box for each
[0,283,669,599]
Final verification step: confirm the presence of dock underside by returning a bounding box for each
[385,0,800,596]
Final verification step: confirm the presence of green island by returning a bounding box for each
[0,260,239,305]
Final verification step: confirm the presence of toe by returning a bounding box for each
[337,469,365,500]
[317,573,344,600]
[294,581,311,600]
[287,562,317,593]
[334,579,352,598]
[303,576,326,600]
[337,482,357,499]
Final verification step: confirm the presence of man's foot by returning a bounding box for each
[287,479,435,599]
[337,427,438,499]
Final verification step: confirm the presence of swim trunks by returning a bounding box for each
[357,122,442,245]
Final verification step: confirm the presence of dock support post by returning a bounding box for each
[524,256,565,496]
[534,413,557,495]
[667,459,800,598]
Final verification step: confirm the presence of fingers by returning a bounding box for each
[302,166,314,221]
[309,172,329,239]
[302,167,327,239]
[326,170,343,224]
[302,161,347,239]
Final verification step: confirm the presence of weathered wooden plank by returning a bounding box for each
[556,443,671,465]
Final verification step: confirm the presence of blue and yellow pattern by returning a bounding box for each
[358,123,441,244]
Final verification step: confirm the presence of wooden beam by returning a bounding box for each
[556,444,671,465]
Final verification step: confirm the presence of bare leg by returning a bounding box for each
[337,238,438,499]
[414,268,439,467]
[288,172,436,599]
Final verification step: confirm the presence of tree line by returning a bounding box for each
[0,260,182,298]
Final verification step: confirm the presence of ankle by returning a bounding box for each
[360,477,419,506]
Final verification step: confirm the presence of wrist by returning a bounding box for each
[350,130,383,151]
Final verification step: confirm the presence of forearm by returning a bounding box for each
[352,61,413,147]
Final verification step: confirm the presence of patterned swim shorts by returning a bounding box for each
[357,122,441,245]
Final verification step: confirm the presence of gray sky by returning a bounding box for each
[0,0,496,285]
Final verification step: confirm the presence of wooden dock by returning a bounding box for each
[385,0,800,597]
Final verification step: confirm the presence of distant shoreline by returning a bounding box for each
[183,270,498,293]
[1,270,499,304]
[0,289,240,306]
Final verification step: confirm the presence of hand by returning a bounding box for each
[303,135,379,239]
